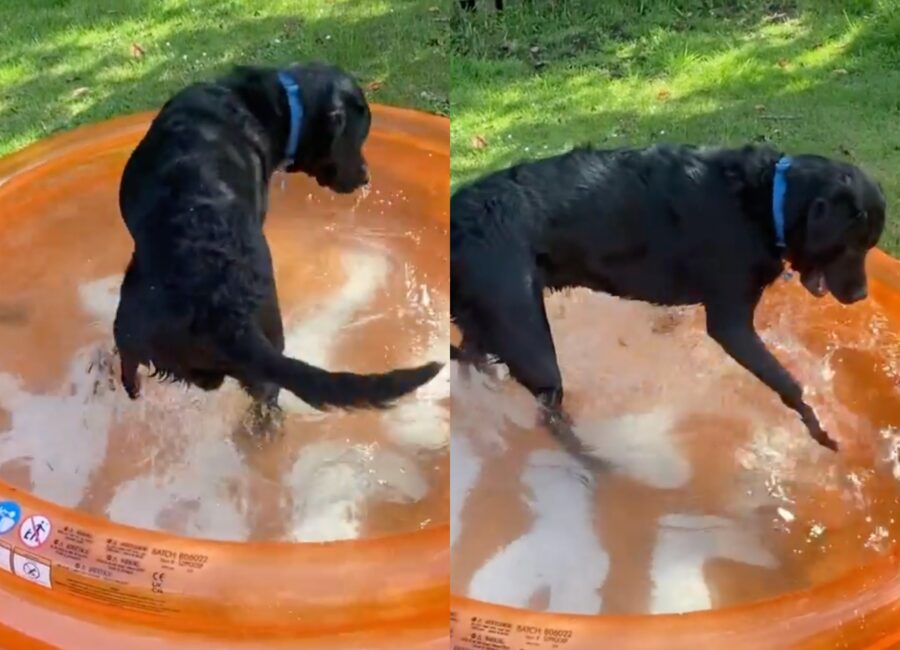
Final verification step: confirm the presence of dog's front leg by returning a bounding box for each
[705,302,838,451]
[119,351,141,399]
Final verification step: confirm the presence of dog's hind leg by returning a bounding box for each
[240,291,286,435]
[481,269,562,404]
[114,256,144,399]
[119,349,141,399]
[473,262,607,471]
[452,335,494,380]
[241,380,282,436]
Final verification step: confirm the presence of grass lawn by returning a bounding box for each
[450,0,900,254]
[0,0,450,157]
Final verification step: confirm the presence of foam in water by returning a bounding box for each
[468,449,609,614]
[382,335,450,451]
[285,441,428,542]
[0,242,447,542]
[450,428,481,549]
[277,248,389,417]
[0,277,123,509]
[650,514,777,614]
[106,419,251,541]
[575,410,690,490]
[0,345,118,508]
[452,282,900,615]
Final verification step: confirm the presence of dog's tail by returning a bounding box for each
[226,327,442,410]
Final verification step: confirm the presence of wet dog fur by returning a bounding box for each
[451,144,886,461]
[114,62,441,426]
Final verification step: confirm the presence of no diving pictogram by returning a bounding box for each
[22,561,40,580]
[19,515,51,549]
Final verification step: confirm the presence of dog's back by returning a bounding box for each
[451,144,785,305]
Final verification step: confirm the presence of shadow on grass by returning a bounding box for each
[450,0,899,252]
[0,0,449,156]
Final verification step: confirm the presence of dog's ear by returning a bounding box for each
[805,197,837,255]
[328,106,346,137]
[804,179,865,254]
[327,84,369,140]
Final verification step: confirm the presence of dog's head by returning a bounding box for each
[786,157,886,305]
[281,62,371,194]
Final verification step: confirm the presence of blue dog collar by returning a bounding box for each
[772,156,792,249]
[276,71,304,166]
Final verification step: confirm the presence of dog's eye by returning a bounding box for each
[855,210,867,221]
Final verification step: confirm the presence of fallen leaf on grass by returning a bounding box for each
[130,42,145,58]
[657,89,671,101]
[776,58,790,68]
[71,87,89,99]
[832,68,849,76]
[471,135,488,150]
[754,104,766,112]
[366,80,384,92]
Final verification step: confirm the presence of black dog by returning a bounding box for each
[460,0,505,10]
[114,63,441,422]
[451,144,886,458]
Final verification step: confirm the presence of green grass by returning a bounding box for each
[450,0,900,254]
[0,0,450,157]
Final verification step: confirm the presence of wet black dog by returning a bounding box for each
[114,63,441,424]
[460,0,505,10]
[451,144,886,458]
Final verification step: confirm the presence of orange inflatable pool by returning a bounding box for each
[0,106,449,648]
[451,248,900,649]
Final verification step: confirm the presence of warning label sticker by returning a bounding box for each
[0,499,216,619]
[452,610,576,650]
[13,552,52,589]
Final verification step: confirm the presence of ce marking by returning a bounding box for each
[151,571,165,594]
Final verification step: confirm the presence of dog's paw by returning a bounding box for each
[806,420,839,452]
[122,373,141,399]
[246,402,285,439]
[815,431,840,452]
[799,406,838,452]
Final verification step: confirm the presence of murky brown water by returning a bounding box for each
[452,274,900,615]
[0,137,449,543]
